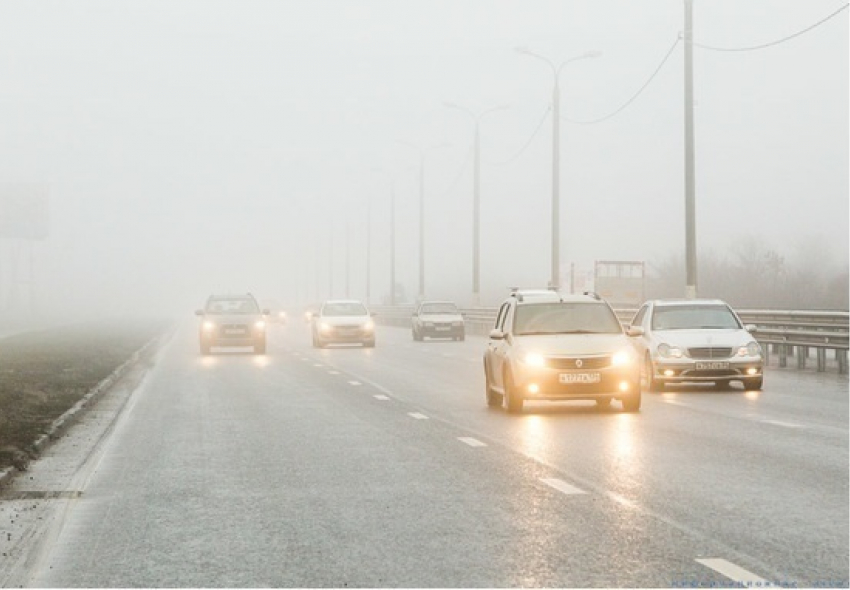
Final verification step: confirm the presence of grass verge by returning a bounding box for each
[0,320,167,472]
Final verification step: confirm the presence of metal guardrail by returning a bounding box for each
[371,305,849,374]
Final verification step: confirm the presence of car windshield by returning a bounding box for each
[420,303,459,315]
[513,302,622,335]
[205,298,260,314]
[651,305,741,330]
[323,302,368,317]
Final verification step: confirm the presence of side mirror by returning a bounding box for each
[626,326,644,337]
[745,324,758,333]
[195,309,204,316]
[489,329,505,340]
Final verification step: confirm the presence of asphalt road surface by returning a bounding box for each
[6,322,849,587]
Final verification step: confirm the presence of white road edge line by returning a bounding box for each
[408,412,429,420]
[458,437,487,447]
[695,559,766,584]
[541,478,587,495]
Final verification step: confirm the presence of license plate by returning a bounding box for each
[696,361,729,370]
[559,372,601,384]
[435,326,450,331]
[224,328,246,335]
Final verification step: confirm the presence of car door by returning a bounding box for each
[488,301,513,390]
[630,303,651,357]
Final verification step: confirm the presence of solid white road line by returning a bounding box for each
[695,559,766,584]
[540,478,587,495]
[408,412,429,420]
[373,395,390,401]
[458,437,487,447]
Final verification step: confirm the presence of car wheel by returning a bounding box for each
[200,341,211,356]
[502,368,523,413]
[743,376,763,390]
[364,339,375,348]
[484,360,502,407]
[254,339,266,355]
[622,392,641,412]
[596,397,612,409]
[644,355,662,392]
[459,333,465,342]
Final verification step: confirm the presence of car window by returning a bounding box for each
[513,302,622,335]
[494,302,510,331]
[651,305,742,330]
[420,303,459,315]
[632,305,648,327]
[322,302,368,316]
[206,298,259,314]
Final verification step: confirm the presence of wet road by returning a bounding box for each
[16,323,850,587]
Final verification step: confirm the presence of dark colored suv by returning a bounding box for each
[195,293,269,355]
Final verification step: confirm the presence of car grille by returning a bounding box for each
[546,356,610,370]
[687,347,733,359]
[218,323,250,336]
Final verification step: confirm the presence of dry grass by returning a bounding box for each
[0,321,166,472]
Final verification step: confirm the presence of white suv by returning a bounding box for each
[483,290,642,412]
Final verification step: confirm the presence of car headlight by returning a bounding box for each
[737,342,761,357]
[255,320,266,330]
[657,343,683,358]
[364,320,375,331]
[319,322,332,333]
[611,350,636,366]
[523,353,546,368]
[202,320,216,331]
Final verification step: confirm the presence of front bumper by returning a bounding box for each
[201,324,265,346]
[652,356,763,383]
[512,363,640,400]
[419,324,464,338]
[317,327,375,343]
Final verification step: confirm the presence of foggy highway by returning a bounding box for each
[17,322,849,588]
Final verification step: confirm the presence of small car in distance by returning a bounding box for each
[411,301,465,341]
[629,299,764,391]
[196,293,269,355]
[312,300,376,348]
[483,290,642,413]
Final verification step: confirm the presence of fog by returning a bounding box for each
[0,0,846,322]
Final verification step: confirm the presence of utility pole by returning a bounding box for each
[684,0,698,299]
[345,222,350,298]
[366,197,371,304]
[390,187,396,305]
[418,153,425,301]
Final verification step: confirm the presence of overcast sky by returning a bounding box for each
[0,0,846,316]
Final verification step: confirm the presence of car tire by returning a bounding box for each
[413,328,422,342]
[743,376,763,390]
[364,339,375,348]
[484,361,502,407]
[200,341,211,356]
[503,368,523,413]
[254,338,266,355]
[596,397,612,409]
[622,392,641,412]
[644,355,663,392]
[459,333,465,342]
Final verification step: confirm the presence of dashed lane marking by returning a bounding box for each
[540,478,587,495]
[327,370,340,375]
[348,380,362,386]
[408,412,429,420]
[458,437,487,447]
[373,395,390,401]
[759,419,804,429]
[695,559,766,584]
[313,363,323,367]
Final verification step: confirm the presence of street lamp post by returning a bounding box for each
[371,168,396,305]
[398,141,449,302]
[516,47,600,290]
[444,103,508,307]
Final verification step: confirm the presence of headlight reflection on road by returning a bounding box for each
[252,355,270,368]
[519,415,550,461]
[199,356,218,368]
